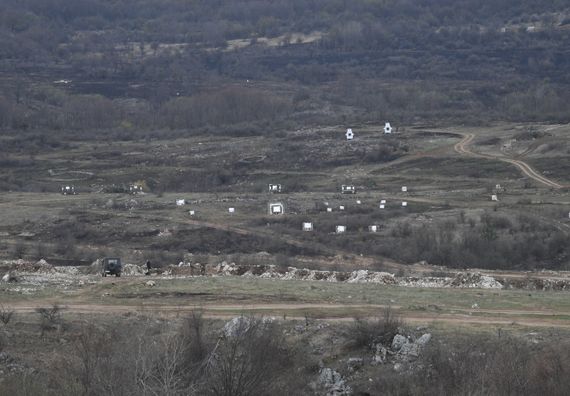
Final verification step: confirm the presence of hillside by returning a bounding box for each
[1,0,570,135]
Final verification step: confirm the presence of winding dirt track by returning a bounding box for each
[454,133,565,189]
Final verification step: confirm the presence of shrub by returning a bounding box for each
[351,306,403,349]
[204,316,292,396]
[0,304,15,326]
[35,304,65,336]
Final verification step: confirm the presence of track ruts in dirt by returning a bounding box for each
[454,133,565,189]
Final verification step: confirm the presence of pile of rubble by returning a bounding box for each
[214,262,398,285]
[6,259,56,274]
[399,272,503,289]
[11,258,570,293]
[0,259,93,290]
[501,276,570,291]
[122,263,146,276]
[212,262,503,289]
[346,270,397,284]
[447,272,503,289]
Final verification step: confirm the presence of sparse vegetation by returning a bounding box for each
[35,304,65,336]
[1,1,570,393]
[351,306,403,349]
[1,310,570,396]
[368,335,570,396]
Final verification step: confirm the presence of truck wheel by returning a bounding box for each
[102,273,107,277]
[116,273,121,277]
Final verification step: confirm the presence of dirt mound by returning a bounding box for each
[11,259,55,274]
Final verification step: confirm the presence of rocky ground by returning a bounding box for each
[3,258,570,294]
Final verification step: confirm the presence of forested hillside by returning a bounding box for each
[1,0,569,135]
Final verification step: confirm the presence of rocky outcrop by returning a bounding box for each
[317,368,352,396]
[222,316,274,338]
[346,357,363,372]
[390,333,432,359]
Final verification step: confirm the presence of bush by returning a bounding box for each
[0,373,46,396]
[351,307,403,349]
[179,310,210,377]
[0,304,15,326]
[35,304,65,336]
[379,334,570,396]
[204,316,293,396]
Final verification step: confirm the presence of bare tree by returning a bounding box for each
[205,316,289,396]
[35,304,64,336]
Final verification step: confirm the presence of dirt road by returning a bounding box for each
[10,301,570,328]
[454,133,565,189]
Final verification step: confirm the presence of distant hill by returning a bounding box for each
[1,0,569,132]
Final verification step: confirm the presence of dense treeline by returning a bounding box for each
[1,0,570,133]
[0,85,291,134]
[2,0,568,46]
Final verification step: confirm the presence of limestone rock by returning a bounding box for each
[391,334,409,351]
[347,357,363,372]
[318,367,352,396]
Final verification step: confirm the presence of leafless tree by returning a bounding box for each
[204,316,289,396]
[35,304,64,336]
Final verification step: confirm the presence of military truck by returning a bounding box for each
[102,257,122,277]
